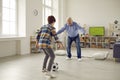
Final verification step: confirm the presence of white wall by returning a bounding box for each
[59,0,67,28]
[0,0,1,34]
[19,0,42,55]
[18,0,26,37]
[0,0,42,57]
[57,0,67,47]
[0,41,17,57]
[66,0,120,35]
[26,0,42,36]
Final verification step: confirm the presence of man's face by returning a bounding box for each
[67,19,73,26]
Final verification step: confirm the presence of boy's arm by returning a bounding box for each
[36,28,42,48]
[36,29,42,42]
[51,28,64,49]
[51,28,59,41]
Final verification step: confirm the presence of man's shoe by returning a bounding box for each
[66,57,72,60]
[78,58,82,62]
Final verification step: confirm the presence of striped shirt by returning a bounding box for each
[36,24,58,48]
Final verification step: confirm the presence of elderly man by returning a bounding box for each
[56,17,85,61]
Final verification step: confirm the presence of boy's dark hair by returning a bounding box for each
[48,15,56,24]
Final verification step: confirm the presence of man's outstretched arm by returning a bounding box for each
[76,23,86,34]
[56,25,66,35]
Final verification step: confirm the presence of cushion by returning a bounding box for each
[54,50,66,56]
[92,52,109,60]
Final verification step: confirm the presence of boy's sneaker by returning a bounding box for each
[78,58,82,62]
[66,57,72,60]
[42,69,47,73]
[45,71,56,78]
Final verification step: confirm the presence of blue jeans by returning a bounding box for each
[67,34,81,58]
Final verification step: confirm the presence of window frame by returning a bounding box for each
[42,0,59,31]
[1,0,18,36]
[42,0,54,25]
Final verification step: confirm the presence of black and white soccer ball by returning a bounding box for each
[52,62,59,71]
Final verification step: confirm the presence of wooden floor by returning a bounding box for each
[0,48,120,80]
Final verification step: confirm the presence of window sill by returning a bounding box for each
[0,36,26,41]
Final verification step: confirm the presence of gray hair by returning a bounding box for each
[66,17,73,22]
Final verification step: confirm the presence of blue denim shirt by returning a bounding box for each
[57,22,85,37]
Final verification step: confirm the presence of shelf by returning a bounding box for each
[81,36,116,48]
[30,36,40,53]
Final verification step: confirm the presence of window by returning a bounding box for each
[2,0,17,35]
[42,0,52,25]
[42,0,59,31]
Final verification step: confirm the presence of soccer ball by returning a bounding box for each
[52,62,59,71]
